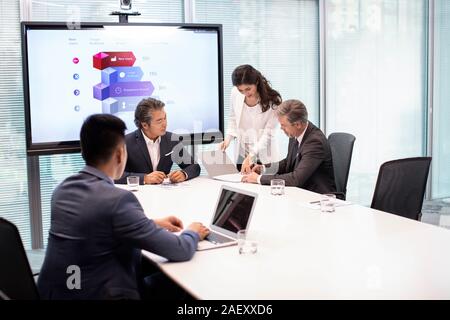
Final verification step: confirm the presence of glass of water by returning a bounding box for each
[127,176,139,192]
[270,179,285,195]
[237,230,257,255]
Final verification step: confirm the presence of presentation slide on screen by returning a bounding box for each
[27,26,220,143]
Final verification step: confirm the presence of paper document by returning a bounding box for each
[332,199,353,207]
[158,178,191,188]
[212,173,243,183]
[299,199,353,210]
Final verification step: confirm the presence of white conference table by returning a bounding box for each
[120,177,450,300]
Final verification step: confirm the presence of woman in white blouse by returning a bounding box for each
[220,65,282,173]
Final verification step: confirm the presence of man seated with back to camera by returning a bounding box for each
[115,97,200,185]
[37,114,209,300]
[241,99,336,194]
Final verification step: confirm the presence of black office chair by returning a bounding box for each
[328,132,356,200]
[0,218,40,300]
[370,157,432,221]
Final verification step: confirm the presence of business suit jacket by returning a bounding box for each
[260,122,336,194]
[116,130,200,184]
[37,166,199,300]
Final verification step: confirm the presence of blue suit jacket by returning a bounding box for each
[116,130,200,184]
[37,166,199,300]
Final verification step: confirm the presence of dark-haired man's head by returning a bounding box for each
[80,114,127,179]
[134,97,167,141]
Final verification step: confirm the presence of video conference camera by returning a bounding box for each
[111,0,140,23]
[120,0,132,11]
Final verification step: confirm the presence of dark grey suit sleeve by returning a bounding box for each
[260,137,326,187]
[259,139,294,176]
[112,191,199,262]
[263,157,288,176]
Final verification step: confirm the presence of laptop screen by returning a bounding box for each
[212,188,256,233]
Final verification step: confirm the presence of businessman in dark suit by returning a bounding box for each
[116,98,200,185]
[37,114,209,300]
[242,99,336,194]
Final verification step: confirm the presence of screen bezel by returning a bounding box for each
[210,185,258,238]
[21,21,224,156]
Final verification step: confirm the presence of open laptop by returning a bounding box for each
[197,185,258,251]
[200,150,239,177]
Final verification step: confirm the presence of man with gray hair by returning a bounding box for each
[242,99,336,194]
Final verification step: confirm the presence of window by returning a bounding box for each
[30,0,183,23]
[0,1,31,248]
[2,0,447,250]
[30,0,185,245]
[325,0,428,204]
[194,0,320,161]
[432,0,450,199]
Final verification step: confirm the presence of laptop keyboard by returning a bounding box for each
[206,232,234,244]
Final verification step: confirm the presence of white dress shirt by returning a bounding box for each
[227,87,279,163]
[239,102,262,156]
[295,122,308,153]
[142,130,161,171]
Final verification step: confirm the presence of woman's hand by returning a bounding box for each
[241,155,254,174]
[219,137,231,151]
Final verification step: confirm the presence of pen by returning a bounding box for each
[309,200,321,204]
[164,151,174,157]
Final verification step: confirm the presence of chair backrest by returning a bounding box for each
[0,218,39,300]
[328,132,356,198]
[370,157,432,221]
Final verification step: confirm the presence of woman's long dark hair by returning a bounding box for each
[232,64,282,112]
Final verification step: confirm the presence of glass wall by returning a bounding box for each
[325,0,428,205]
[30,0,183,23]
[194,0,320,161]
[2,0,449,249]
[432,0,450,199]
[0,0,31,247]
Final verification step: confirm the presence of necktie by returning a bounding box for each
[289,140,299,171]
